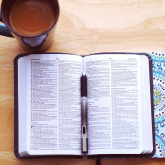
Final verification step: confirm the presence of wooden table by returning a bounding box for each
[1,0,165,164]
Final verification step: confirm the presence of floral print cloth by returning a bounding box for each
[148,52,165,158]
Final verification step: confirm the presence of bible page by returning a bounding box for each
[25,54,82,155]
[83,54,152,155]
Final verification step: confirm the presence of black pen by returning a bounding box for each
[81,70,88,159]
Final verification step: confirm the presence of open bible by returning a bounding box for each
[14,52,155,159]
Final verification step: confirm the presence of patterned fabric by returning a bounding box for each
[148,52,165,158]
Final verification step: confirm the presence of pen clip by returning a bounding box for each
[82,137,88,159]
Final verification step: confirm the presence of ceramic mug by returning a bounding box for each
[0,0,60,53]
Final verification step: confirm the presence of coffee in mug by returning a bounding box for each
[0,0,59,52]
[9,0,55,36]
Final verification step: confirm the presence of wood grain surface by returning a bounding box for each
[1,0,165,164]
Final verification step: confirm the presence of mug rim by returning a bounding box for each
[1,0,60,38]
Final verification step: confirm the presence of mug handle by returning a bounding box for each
[0,9,13,37]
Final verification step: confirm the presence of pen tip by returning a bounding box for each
[82,70,86,76]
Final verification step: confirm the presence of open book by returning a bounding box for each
[14,52,155,159]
